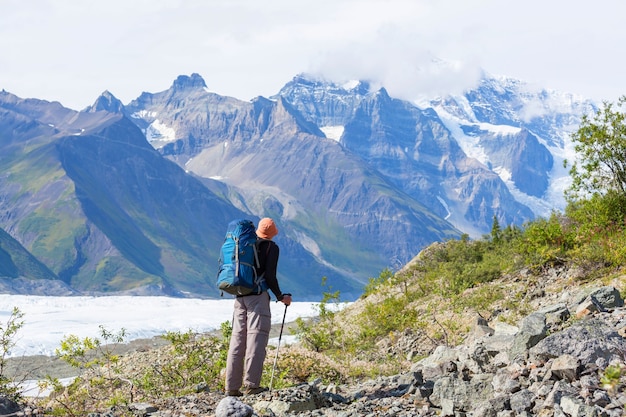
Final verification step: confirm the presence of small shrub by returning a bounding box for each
[295,279,344,352]
[453,284,505,315]
[42,324,233,415]
[0,307,25,402]
[517,213,576,269]
[270,346,343,386]
[135,326,231,396]
[600,364,624,394]
[362,268,393,297]
[41,326,128,416]
[358,295,417,344]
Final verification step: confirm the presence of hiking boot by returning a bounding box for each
[244,386,268,395]
[226,389,243,397]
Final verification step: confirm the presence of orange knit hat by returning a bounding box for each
[256,218,278,239]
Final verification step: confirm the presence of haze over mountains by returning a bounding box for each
[0,71,597,300]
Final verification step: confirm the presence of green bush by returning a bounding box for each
[418,237,511,297]
[564,191,626,267]
[42,324,233,415]
[135,328,229,396]
[516,213,576,269]
[269,347,343,386]
[362,268,393,297]
[567,191,626,231]
[295,279,344,352]
[41,326,128,416]
[0,307,25,402]
[357,295,417,345]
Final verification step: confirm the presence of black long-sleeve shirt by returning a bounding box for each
[255,239,285,300]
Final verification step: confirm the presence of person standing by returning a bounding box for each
[225,217,292,396]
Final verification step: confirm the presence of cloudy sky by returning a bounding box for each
[1,0,624,111]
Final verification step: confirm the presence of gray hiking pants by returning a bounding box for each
[225,292,272,391]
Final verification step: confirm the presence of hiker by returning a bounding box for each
[224,217,292,396]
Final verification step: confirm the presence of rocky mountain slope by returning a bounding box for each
[274,73,595,233]
[0,70,597,299]
[427,74,596,221]
[0,91,253,297]
[124,74,461,282]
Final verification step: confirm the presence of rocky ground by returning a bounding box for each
[5,280,626,416]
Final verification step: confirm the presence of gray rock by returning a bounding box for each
[441,397,455,416]
[543,380,579,408]
[538,303,571,326]
[430,374,494,411]
[591,389,610,407]
[550,354,580,382]
[529,318,626,366]
[464,343,494,373]
[509,389,534,413]
[216,397,254,417]
[491,369,521,394]
[496,412,515,417]
[579,374,600,390]
[129,403,158,414]
[509,313,547,360]
[0,397,21,416]
[576,298,604,318]
[472,396,510,417]
[413,345,460,379]
[483,333,516,357]
[560,395,598,417]
[589,286,624,309]
[397,369,423,386]
[528,379,554,397]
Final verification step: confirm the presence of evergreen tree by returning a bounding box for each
[490,215,502,244]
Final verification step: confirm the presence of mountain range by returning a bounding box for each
[0,71,597,299]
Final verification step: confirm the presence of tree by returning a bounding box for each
[490,215,502,244]
[567,96,626,200]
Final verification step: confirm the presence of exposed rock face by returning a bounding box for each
[87,90,124,113]
[124,75,463,294]
[275,75,538,236]
[476,127,554,198]
[0,71,598,298]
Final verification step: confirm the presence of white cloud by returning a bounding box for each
[1,0,625,110]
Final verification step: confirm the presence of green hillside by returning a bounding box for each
[55,118,247,295]
[0,227,57,280]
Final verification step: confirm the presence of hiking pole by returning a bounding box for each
[270,304,288,391]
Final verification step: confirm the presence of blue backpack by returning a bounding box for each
[216,219,267,296]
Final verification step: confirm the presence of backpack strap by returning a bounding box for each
[233,236,240,278]
[253,239,260,269]
[253,239,274,293]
